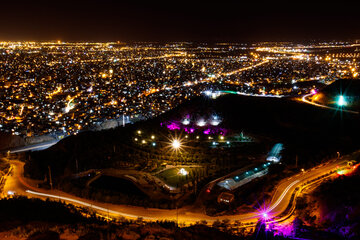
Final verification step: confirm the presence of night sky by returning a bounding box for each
[0,0,359,42]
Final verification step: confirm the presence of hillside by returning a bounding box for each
[26,94,360,182]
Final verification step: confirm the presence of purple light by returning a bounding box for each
[184,127,195,133]
[273,222,296,238]
[203,129,211,135]
[166,122,180,130]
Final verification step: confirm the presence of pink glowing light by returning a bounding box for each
[166,122,180,130]
[184,127,196,134]
[203,129,211,135]
[311,89,317,94]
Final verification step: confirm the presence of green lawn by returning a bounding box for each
[155,167,201,188]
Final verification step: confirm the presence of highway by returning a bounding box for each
[2,156,352,226]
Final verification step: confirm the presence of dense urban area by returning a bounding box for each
[0,41,358,138]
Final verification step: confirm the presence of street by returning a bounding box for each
[2,156,350,226]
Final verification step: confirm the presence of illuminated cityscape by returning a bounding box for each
[0,41,358,140]
[1,1,360,240]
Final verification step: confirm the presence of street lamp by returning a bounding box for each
[172,139,181,149]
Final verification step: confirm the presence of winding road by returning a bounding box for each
[2,156,351,226]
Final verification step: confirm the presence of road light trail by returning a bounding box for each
[221,59,269,77]
[10,141,59,153]
[3,157,352,226]
[268,180,299,212]
[301,93,359,114]
[25,190,153,220]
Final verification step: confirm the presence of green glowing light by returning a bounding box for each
[337,95,347,106]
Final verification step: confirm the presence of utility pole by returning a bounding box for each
[176,202,179,227]
[295,155,298,168]
[48,166,53,190]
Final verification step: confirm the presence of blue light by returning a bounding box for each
[152,142,156,146]
[255,168,258,171]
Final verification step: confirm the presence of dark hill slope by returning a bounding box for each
[26,94,360,180]
[312,78,360,110]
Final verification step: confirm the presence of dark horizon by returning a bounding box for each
[0,1,359,42]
